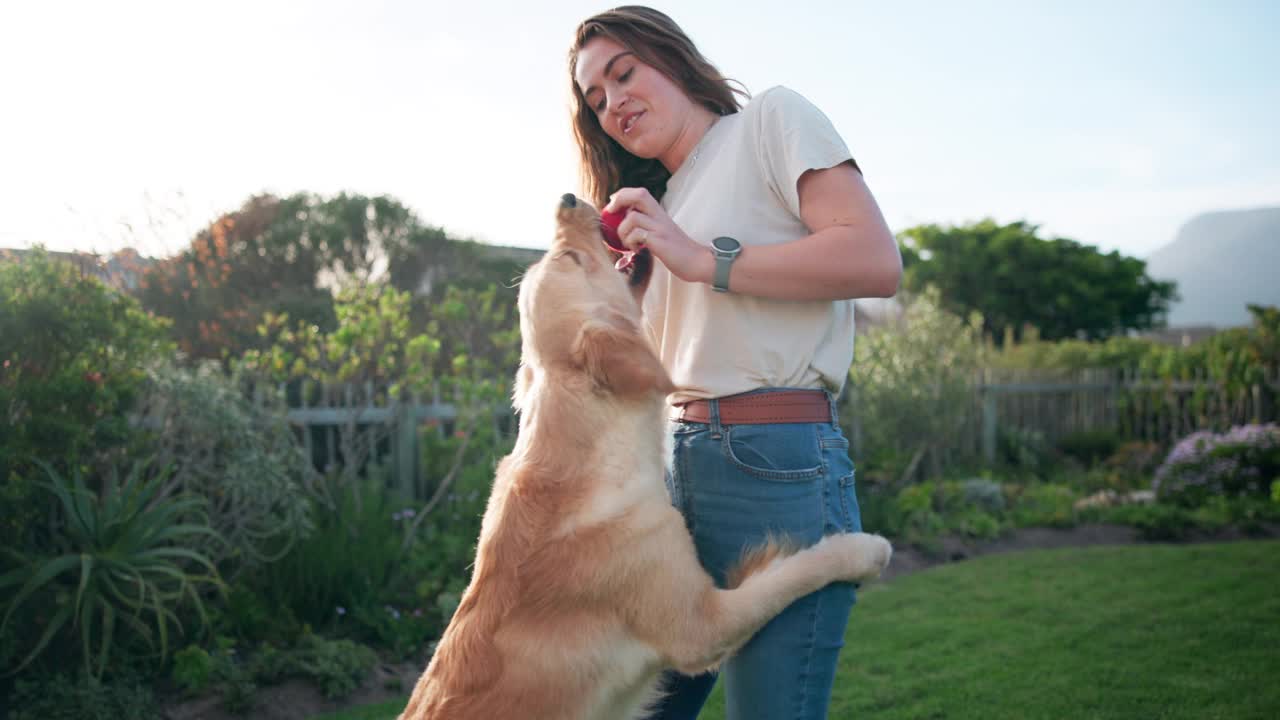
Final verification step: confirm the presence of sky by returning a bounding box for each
[1,0,1277,262]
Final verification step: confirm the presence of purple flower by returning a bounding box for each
[1154,424,1280,500]
[336,606,347,616]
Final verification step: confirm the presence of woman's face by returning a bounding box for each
[574,35,694,164]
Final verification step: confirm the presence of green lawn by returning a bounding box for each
[318,540,1280,720]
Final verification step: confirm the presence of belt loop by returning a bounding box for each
[826,391,838,425]
[709,397,723,438]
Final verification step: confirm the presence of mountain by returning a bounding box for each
[1145,206,1280,328]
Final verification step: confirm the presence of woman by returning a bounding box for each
[569,7,901,719]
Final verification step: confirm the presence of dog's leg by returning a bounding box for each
[651,532,891,674]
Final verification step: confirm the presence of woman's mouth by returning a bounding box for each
[622,111,644,135]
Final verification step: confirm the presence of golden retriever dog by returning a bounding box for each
[399,194,892,720]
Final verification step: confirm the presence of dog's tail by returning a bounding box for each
[725,533,800,589]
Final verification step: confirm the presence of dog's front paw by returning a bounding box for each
[823,532,893,582]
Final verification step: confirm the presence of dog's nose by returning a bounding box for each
[560,193,577,209]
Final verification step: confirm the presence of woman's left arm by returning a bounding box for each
[609,162,902,301]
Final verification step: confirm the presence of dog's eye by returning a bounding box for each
[555,249,583,267]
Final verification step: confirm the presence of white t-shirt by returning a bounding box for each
[644,86,859,405]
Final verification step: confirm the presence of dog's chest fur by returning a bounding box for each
[562,398,670,533]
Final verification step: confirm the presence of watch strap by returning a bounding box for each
[712,253,733,293]
[711,237,740,293]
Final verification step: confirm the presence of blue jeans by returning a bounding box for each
[645,389,862,720]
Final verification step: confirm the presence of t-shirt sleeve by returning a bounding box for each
[753,86,858,219]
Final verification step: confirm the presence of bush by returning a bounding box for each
[1154,424,1280,507]
[250,633,378,699]
[848,288,987,484]
[998,427,1054,475]
[9,672,159,720]
[245,472,404,636]
[133,362,315,570]
[1103,441,1162,486]
[0,248,172,547]
[0,460,223,679]
[1057,429,1122,467]
[1005,482,1078,528]
[1098,502,1201,541]
[888,480,1007,546]
[171,639,257,713]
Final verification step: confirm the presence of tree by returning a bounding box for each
[899,219,1177,343]
[134,192,465,362]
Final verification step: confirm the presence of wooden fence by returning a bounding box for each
[254,380,510,499]
[968,367,1279,463]
[271,368,1279,497]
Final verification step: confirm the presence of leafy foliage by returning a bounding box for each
[899,219,1176,342]
[245,474,404,635]
[238,284,440,395]
[0,461,223,679]
[9,672,159,720]
[250,633,378,700]
[132,191,530,363]
[0,248,173,548]
[848,288,987,484]
[133,362,316,570]
[992,305,1278,385]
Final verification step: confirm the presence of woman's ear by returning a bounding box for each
[571,314,674,398]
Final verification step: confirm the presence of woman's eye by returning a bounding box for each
[619,68,633,83]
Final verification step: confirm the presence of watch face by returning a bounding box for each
[712,236,740,252]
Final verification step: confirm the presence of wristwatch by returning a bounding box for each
[710,236,742,293]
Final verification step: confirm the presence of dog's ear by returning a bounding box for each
[571,314,674,398]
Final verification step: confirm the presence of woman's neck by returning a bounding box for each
[659,106,719,174]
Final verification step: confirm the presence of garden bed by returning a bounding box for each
[880,520,1278,581]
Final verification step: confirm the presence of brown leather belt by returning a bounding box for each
[671,389,833,425]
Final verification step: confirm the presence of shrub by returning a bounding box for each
[246,472,404,634]
[1101,503,1201,541]
[961,478,1006,513]
[250,633,378,699]
[849,288,987,483]
[998,426,1054,475]
[1153,424,1280,507]
[889,480,1006,545]
[1057,429,1122,467]
[0,248,172,547]
[9,672,159,720]
[1103,441,1162,486]
[1005,482,1078,528]
[0,460,223,679]
[171,638,257,713]
[133,362,315,570]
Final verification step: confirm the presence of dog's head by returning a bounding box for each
[514,194,671,408]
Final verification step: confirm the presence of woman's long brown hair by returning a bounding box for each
[569,6,748,208]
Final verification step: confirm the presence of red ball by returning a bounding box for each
[599,207,629,252]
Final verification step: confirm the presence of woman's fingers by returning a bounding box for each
[617,211,654,250]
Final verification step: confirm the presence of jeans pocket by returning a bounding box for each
[838,472,863,533]
[722,423,823,481]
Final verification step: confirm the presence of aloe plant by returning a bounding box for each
[0,460,224,679]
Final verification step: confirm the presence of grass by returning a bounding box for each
[316,540,1280,720]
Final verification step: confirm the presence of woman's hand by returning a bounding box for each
[605,188,714,284]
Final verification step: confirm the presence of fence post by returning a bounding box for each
[396,398,416,497]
